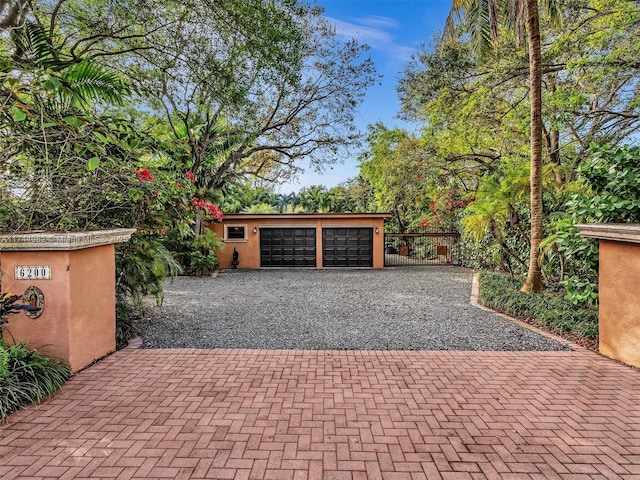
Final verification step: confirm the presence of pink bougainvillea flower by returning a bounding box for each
[135,167,153,182]
[205,203,224,220]
[191,196,223,220]
[185,170,196,182]
[205,204,217,215]
[192,197,206,209]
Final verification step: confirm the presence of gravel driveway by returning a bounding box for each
[140,266,571,351]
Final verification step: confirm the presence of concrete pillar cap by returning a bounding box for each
[577,223,640,244]
[0,228,137,251]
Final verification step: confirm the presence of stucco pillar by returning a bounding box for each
[578,223,640,368]
[0,229,135,372]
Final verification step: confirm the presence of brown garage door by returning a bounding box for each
[322,228,373,267]
[260,228,316,267]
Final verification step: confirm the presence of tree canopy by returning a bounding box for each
[0,0,378,346]
[353,0,640,301]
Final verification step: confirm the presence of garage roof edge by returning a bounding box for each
[210,213,392,221]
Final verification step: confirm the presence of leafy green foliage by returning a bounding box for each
[549,144,640,306]
[359,123,446,230]
[221,180,373,215]
[572,145,640,222]
[0,20,227,350]
[478,271,598,339]
[0,341,71,419]
[114,236,184,348]
[164,229,225,277]
[38,0,376,190]
[369,1,640,297]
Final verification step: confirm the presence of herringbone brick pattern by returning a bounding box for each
[1,349,639,479]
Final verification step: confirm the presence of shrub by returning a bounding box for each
[164,229,225,276]
[0,342,71,419]
[0,292,71,419]
[115,236,183,348]
[550,144,640,307]
[478,271,598,339]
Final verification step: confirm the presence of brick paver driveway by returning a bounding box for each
[2,347,639,479]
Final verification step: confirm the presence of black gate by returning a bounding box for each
[384,228,461,266]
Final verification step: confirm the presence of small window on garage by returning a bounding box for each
[225,225,247,241]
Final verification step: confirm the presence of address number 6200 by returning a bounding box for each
[14,266,52,280]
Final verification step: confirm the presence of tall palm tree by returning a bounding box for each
[448,0,560,293]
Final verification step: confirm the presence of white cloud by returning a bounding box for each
[326,16,393,47]
[325,15,416,63]
[356,15,400,30]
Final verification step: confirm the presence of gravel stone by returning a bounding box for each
[140,266,572,351]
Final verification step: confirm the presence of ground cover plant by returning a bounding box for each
[478,271,598,346]
[0,294,71,419]
[0,341,71,419]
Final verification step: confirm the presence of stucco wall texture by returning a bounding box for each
[0,229,129,371]
[598,239,640,368]
[1,245,117,372]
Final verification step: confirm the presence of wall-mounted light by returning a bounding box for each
[375,227,380,234]
[253,227,258,233]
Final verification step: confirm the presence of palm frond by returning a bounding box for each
[62,60,130,106]
[10,22,66,70]
[445,0,468,37]
[542,0,563,29]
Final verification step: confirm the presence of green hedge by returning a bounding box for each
[1,342,71,419]
[478,271,598,339]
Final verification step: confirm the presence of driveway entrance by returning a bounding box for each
[3,267,639,479]
[1,348,639,479]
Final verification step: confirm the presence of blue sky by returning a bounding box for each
[277,0,452,193]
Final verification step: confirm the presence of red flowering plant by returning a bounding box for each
[109,162,226,343]
[128,164,225,237]
[134,167,154,182]
[419,175,471,231]
[126,164,226,277]
[191,196,224,221]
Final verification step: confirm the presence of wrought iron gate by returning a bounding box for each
[384,228,461,266]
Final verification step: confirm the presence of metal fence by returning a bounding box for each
[384,229,461,266]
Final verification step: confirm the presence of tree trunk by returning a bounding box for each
[194,213,204,236]
[522,0,544,294]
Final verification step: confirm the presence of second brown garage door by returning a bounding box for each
[322,228,373,267]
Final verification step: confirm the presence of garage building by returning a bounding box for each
[207,213,390,269]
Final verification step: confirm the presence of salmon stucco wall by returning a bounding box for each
[598,239,640,368]
[0,229,134,372]
[1,245,117,371]
[208,214,389,269]
[1,250,73,363]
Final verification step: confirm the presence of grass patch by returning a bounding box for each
[1,342,71,419]
[478,271,598,340]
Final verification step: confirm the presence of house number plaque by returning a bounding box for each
[14,265,52,280]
